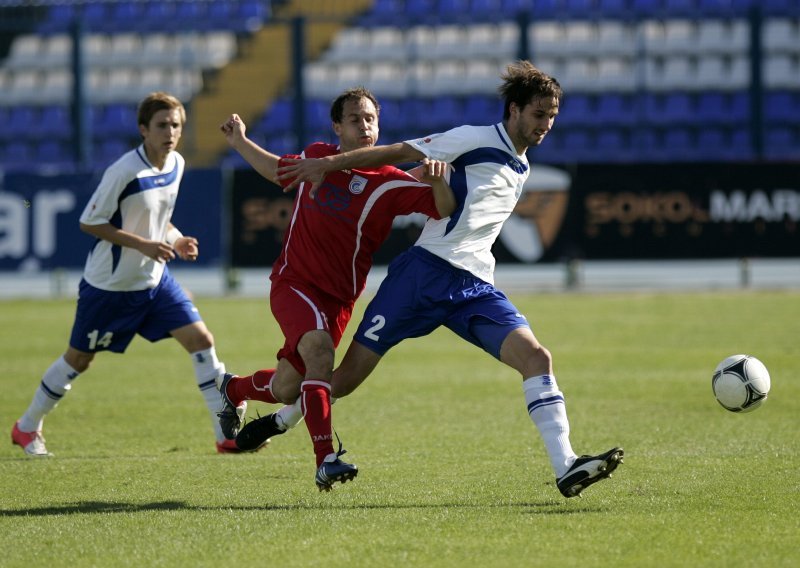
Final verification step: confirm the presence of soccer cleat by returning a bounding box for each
[11,421,53,457]
[216,373,247,439]
[315,444,358,492]
[556,447,624,498]
[215,438,269,454]
[235,412,286,452]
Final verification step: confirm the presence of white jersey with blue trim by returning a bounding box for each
[79,145,185,291]
[404,123,529,284]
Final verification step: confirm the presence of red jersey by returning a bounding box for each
[272,142,441,303]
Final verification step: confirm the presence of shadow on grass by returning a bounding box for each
[0,500,600,516]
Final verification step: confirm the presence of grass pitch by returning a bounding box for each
[1,290,798,567]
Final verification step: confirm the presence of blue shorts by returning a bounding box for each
[69,268,201,354]
[354,247,530,359]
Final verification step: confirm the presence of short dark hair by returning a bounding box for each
[137,91,186,128]
[330,86,381,123]
[499,60,562,120]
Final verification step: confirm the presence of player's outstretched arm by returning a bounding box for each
[220,113,281,184]
[278,142,425,197]
[80,222,175,263]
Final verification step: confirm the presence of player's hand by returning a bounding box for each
[140,240,176,263]
[277,157,327,197]
[419,159,450,184]
[220,113,246,147]
[173,236,199,262]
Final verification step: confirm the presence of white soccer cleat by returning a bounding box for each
[11,421,54,457]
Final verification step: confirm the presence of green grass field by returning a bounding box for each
[1,291,798,567]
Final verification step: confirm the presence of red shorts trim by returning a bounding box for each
[270,278,354,375]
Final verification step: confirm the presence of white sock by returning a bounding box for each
[18,356,80,432]
[191,347,226,442]
[273,396,336,430]
[523,374,577,478]
[274,398,304,430]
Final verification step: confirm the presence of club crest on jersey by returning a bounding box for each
[349,175,368,194]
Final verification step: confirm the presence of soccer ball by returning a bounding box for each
[712,354,771,413]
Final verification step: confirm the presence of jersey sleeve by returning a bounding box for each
[403,125,479,163]
[276,153,302,189]
[385,167,442,220]
[79,162,128,225]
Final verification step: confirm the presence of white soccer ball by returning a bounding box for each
[712,354,771,413]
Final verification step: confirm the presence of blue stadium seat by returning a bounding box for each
[663,0,697,16]
[761,0,800,16]
[140,2,178,33]
[595,0,631,18]
[558,94,593,126]
[263,98,292,132]
[594,93,637,126]
[305,99,331,131]
[377,98,403,134]
[630,0,663,17]
[1,142,35,169]
[107,1,144,32]
[93,138,131,169]
[6,106,39,142]
[502,0,534,18]
[764,126,798,160]
[471,0,506,21]
[645,93,694,126]
[37,140,71,166]
[464,95,502,126]
[94,104,137,137]
[562,129,593,161]
[38,4,77,34]
[694,127,728,160]
[81,2,111,32]
[359,0,403,26]
[661,127,695,160]
[38,105,72,140]
[428,97,464,131]
[595,128,634,162]
[174,1,208,29]
[696,92,731,125]
[438,0,473,22]
[405,0,437,23]
[764,91,800,123]
[265,133,299,156]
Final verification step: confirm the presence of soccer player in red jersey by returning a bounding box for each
[218,87,455,490]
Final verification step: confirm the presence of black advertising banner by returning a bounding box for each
[562,163,800,260]
[227,163,800,267]
[230,169,293,267]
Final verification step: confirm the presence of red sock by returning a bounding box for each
[226,369,278,404]
[301,380,334,467]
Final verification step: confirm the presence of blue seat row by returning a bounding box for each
[255,92,800,142]
[37,0,270,34]
[359,0,800,26]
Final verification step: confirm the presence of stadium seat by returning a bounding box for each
[558,94,593,126]
[1,142,35,169]
[94,104,137,137]
[644,92,693,125]
[594,93,637,126]
[764,91,800,122]
[463,96,500,125]
[37,140,71,167]
[37,105,72,140]
[428,97,464,131]
[37,3,77,34]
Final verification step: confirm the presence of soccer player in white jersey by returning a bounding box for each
[242,61,624,498]
[11,92,251,456]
